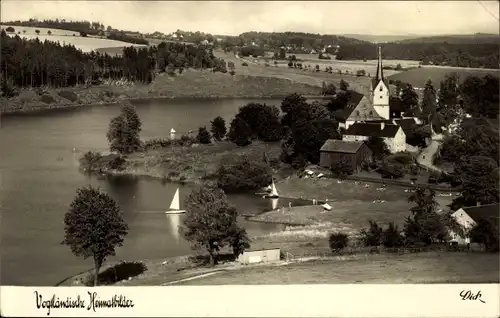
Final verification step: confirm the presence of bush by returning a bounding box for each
[383,222,405,248]
[58,90,78,102]
[330,159,353,180]
[359,220,384,247]
[105,154,126,171]
[241,62,248,67]
[143,138,172,150]
[329,232,349,253]
[216,157,272,193]
[174,134,196,147]
[388,152,414,165]
[376,162,404,179]
[79,151,103,172]
[210,116,227,141]
[40,94,56,104]
[197,127,212,144]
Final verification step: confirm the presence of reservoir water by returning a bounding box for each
[0,98,309,286]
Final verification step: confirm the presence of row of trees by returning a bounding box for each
[1,30,226,96]
[2,19,105,36]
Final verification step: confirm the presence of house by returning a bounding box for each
[342,122,406,153]
[319,140,372,171]
[336,91,383,129]
[238,248,281,265]
[450,204,500,245]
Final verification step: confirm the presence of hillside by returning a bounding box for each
[341,34,423,43]
[237,31,371,46]
[395,33,500,44]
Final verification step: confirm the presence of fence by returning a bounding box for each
[283,245,483,262]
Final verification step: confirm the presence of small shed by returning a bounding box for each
[238,248,281,265]
[319,139,372,172]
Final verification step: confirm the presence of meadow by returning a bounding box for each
[2,25,146,52]
[387,66,500,88]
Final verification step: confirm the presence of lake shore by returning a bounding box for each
[1,69,323,115]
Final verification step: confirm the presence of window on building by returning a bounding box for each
[379,86,383,91]
[369,111,373,116]
[356,111,360,116]
[379,96,382,99]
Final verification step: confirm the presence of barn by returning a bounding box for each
[319,140,372,172]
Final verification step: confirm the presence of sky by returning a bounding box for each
[1,1,499,36]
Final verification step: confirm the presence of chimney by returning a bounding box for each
[380,122,385,130]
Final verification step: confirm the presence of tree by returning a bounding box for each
[421,79,437,125]
[469,218,499,252]
[459,74,499,119]
[35,29,40,35]
[47,30,52,35]
[62,186,128,286]
[216,156,272,193]
[400,83,419,112]
[196,126,211,144]
[5,26,15,33]
[181,186,240,265]
[365,136,389,160]
[437,73,459,123]
[106,103,142,154]
[453,156,499,207]
[227,61,235,76]
[210,116,227,141]
[227,116,252,146]
[227,226,251,258]
[339,79,349,91]
[234,103,282,141]
[329,232,349,253]
[321,82,336,96]
[404,187,447,245]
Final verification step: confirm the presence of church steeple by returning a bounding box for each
[375,46,384,82]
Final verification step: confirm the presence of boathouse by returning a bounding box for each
[238,248,281,265]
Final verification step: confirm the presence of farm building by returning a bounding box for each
[319,140,372,171]
[342,122,406,153]
[238,248,281,265]
[450,203,500,245]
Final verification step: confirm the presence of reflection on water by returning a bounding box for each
[168,214,181,242]
[271,198,279,211]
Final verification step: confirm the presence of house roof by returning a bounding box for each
[461,204,499,228]
[320,139,367,154]
[344,122,401,138]
[393,118,418,133]
[335,91,365,121]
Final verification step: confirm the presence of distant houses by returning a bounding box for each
[450,204,500,245]
[319,140,372,171]
[342,122,407,153]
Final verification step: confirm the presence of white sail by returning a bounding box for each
[271,180,279,196]
[169,188,180,210]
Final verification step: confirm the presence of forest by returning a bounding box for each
[0,30,226,97]
[336,43,499,69]
[1,19,106,36]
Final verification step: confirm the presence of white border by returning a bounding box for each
[1,285,499,317]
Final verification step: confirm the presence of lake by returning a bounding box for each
[0,98,311,286]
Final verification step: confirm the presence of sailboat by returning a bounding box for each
[264,180,279,199]
[165,188,186,214]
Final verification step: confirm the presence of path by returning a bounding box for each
[416,138,443,173]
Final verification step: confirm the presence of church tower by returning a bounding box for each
[372,46,390,120]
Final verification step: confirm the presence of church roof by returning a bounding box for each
[335,91,365,121]
[344,122,400,138]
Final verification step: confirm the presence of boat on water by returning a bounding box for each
[263,180,279,199]
[322,203,332,211]
[165,188,186,214]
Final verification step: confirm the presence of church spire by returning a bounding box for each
[376,46,384,81]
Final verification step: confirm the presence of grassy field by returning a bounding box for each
[175,252,500,285]
[387,66,500,88]
[122,140,283,184]
[3,25,146,53]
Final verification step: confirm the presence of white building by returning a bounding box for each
[450,204,500,245]
[342,122,406,153]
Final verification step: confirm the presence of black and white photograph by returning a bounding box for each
[0,1,499,314]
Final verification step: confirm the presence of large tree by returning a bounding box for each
[453,156,499,207]
[234,103,282,141]
[227,116,252,146]
[210,116,227,141]
[365,136,390,160]
[180,186,248,265]
[62,186,128,286]
[421,79,437,126]
[404,187,447,245]
[400,83,419,113]
[459,74,499,119]
[106,103,142,154]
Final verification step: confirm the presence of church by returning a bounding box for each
[336,46,404,129]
